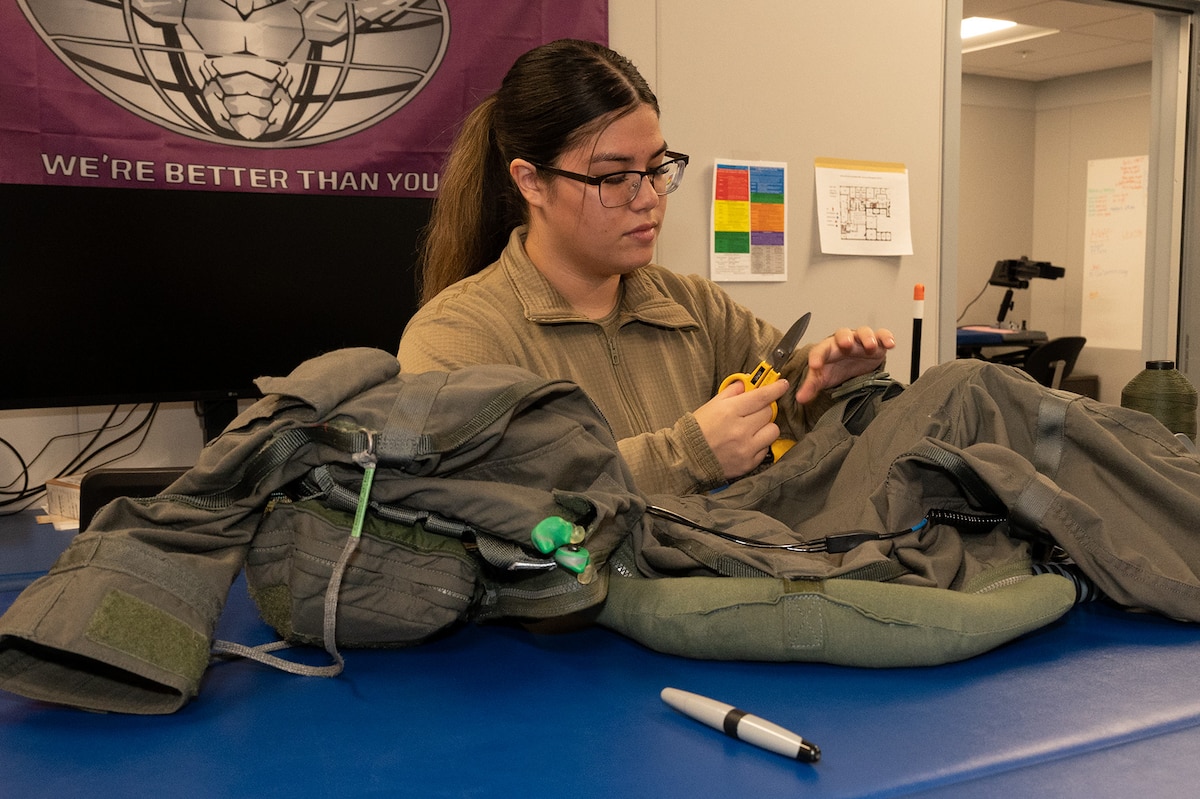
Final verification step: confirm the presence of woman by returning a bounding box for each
[398,39,893,495]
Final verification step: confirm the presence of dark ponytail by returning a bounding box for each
[417,39,659,305]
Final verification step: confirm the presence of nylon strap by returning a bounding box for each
[301,465,557,571]
[211,530,355,678]
[1009,474,1060,540]
[908,444,1006,515]
[377,372,443,467]
[212,440,377,678]
[1032,390,1072,478]
[375,374,550,465]
[422,379,554,454]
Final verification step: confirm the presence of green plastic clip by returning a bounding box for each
[531,516,586,554]
[553,545,591,574]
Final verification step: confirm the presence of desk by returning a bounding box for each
[4,512,1200,798]
[956,326,1048,364]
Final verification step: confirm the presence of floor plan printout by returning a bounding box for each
[814,157,913,256]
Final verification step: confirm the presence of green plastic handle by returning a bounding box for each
[531,516,585,554]
[553,545,591,574]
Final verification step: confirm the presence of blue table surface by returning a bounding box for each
[4,514,1200,798]
[0,514,77,592]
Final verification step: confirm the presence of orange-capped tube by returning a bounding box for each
[911,284,925,383]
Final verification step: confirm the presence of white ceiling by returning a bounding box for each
[962,0,1158,81]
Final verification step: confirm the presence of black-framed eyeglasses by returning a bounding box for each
[531,151,689,208]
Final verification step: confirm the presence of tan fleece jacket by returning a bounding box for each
[398,227,832,495]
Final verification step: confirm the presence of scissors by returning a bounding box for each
[719,312,811,462]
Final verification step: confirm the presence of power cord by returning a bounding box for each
[0,403,160,514]
[956,276,992,324]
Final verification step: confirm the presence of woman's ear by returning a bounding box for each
[510,158,547,207]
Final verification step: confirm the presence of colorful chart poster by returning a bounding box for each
[814,157,913,255]
[711,159,787,282]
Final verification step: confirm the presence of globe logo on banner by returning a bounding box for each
[17,0,449,147]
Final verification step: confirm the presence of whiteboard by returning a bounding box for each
[1081,155,1148,350]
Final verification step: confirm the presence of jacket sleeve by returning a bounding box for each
[617,412,727,496]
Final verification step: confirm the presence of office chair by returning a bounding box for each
[1021,336,1086,390]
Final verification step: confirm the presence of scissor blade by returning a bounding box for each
[769,312,812,369]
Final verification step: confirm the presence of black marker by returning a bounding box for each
[661,687,821,763]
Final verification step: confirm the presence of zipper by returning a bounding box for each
[600,322,653,437]
[973,572,1030,594]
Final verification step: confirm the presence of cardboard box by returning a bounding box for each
[44,474,85,520]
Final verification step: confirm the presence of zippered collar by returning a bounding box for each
[500,227,698,330]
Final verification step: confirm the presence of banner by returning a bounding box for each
[0,0,608,197]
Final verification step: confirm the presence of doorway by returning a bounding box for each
[946,0,1195,403]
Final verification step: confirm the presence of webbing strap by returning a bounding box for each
[211,530,355,677]
[422,379,552,454]
[170,426,367,514]
[644,519,771,577]
[836,560,911,582]
[212,445,378,678]
[211,525,357,677]
[1032,390,1072,478]
[302,465,470,538]
[473,533,560,572]
[377,372,443,464]
[302,465,557,571]
[1009,474,1060,539]
[908,444,1006,515]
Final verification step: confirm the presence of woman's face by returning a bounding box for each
[527,104,671,283]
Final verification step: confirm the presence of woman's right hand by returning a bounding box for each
[692,378,791,481]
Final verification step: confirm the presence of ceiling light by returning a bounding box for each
[961,16,1059,53]
[962,17,1017,39]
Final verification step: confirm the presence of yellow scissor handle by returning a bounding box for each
[769,437,796,462]
[720,360,782,421]
[720,362,798,462]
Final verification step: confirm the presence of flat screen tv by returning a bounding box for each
[1,183,426,438]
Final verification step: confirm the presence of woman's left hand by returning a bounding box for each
[794,326,896,404]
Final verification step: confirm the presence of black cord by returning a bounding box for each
[67,404,159,474]
[0,436,32,505]
[0,404,160,514]
[1,406,138,491]
[57,405,124,477]
[646,505,1007,556]
[956,276,993,324]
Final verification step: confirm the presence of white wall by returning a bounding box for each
[2,1,953,498]
[958,75,1036,326]
[611,0,949,376]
